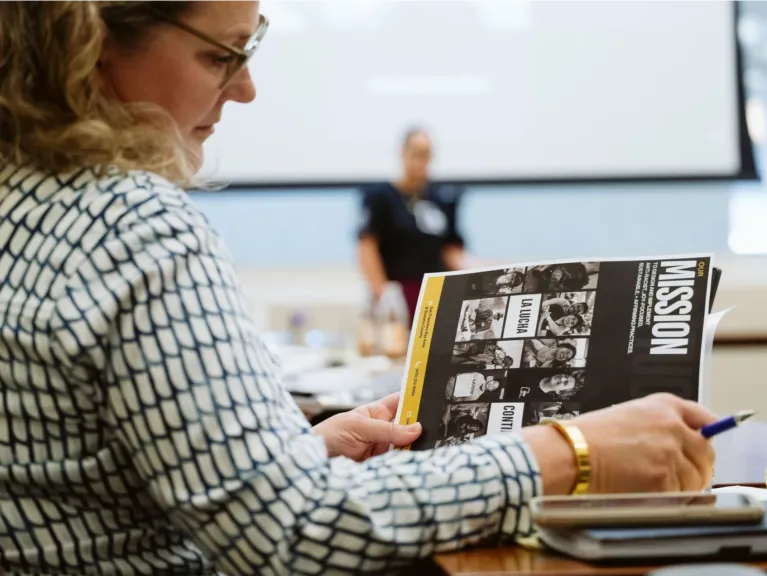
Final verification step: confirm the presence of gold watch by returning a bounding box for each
[541,420,591,495]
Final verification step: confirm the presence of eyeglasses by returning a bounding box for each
[152,12,269,88]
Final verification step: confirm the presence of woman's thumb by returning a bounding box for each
[367,420,422,446]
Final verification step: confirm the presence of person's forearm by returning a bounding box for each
[167,430,544,574]
[442,245,466,270]
[358,238,388,298]
[521,425,577,495]
[545,318,565,336]
[288,433,543,563]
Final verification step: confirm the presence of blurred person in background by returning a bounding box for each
[357,128,467,321]
[0,2,719,575]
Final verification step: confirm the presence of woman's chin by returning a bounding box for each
[185,141,205,173]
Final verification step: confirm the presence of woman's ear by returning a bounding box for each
[95,57,110,96]
[96,36,120,97]
[99,32,124,67]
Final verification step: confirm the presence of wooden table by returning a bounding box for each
[432,545,767,575]
[432,482,767,575]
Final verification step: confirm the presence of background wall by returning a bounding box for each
[194,181,739,268]
[192,178,765,336]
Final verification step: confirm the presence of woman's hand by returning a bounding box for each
[576,393,717,493]
[313,393,422,462]
[523,393,718,495]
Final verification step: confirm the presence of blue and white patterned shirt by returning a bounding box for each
[0,165,542,575]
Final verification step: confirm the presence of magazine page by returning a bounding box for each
[395,255,714,450]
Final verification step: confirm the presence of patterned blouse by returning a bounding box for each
[0,165,541,575]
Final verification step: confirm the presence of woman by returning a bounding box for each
[539,371,586,399]
[539,307,587,337]
[0,2,719,575]
[357,128,466,321]
[523,338,578,368]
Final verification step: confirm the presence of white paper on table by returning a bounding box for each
[699,306,735,409]
[713,485,767,502]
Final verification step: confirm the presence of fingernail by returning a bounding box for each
[406,423,422,432]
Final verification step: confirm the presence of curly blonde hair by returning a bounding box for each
[0,1,197,185]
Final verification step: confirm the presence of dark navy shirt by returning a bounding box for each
[358,182,465,281]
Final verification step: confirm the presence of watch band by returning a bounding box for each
[542,420,591,495]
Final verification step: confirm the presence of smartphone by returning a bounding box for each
[531,492,764,529]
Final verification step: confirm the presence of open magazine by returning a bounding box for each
[394,255,721,451]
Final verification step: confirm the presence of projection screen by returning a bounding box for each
[199,1,752,187]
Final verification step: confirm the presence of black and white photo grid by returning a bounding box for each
[440,262,599,447]
[407,257,711,451]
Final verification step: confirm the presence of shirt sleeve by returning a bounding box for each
[357,187,384,240]
[50,199,542,575]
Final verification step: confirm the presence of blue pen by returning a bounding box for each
[701,410,756,439]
